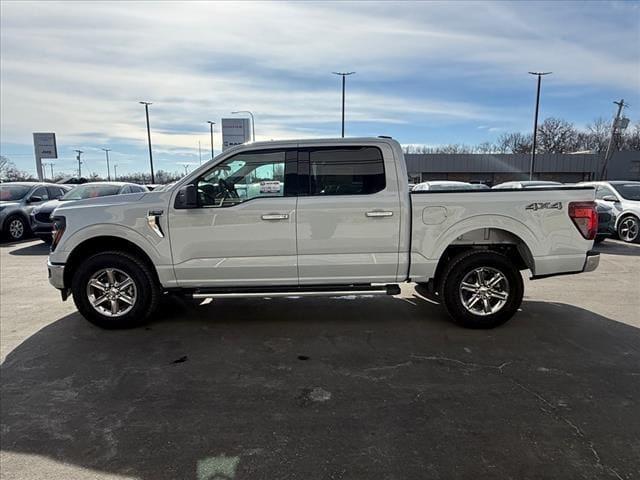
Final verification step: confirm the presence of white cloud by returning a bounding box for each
[1,0,638,173]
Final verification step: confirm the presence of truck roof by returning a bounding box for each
[225,137,397,152]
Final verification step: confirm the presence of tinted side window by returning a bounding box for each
[120,186,131,194]
[307,147,385,196]
[47,187,64,199]
[32,187,49,201]
[596,185,614,199]
[130,185,145,193]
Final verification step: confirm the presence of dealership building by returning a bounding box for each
[404,151,640,186]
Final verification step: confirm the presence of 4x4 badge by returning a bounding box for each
[526,202,562,211]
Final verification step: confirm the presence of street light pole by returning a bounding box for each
[332,72,355,137]
[207,121,216,159]
[74,150,83,178]
[528,71,551,180]
[101,148,111,181]
[139,101,155,183]
[113,164,118,180]
[231,111,255,141]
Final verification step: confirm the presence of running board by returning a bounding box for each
[192,284,401,299]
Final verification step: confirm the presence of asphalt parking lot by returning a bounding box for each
[1,239,639,480]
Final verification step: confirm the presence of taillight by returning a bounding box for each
[51,216,66,251]
[568,202,598,240]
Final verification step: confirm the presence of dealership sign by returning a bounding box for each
[221,118,251,151]
[33,132,58,181]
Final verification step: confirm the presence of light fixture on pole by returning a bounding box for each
[332,72,355,138]
[231,111,255,141]
[207,121,216,159]
[139,101,155,183]
[101,148,111,181]
[528,71,551,180]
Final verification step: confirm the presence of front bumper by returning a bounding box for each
[582,250,600,273]
[48,260,66,289]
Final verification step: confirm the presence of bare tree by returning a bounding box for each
[496,132,532,154]
[536,117,579,153]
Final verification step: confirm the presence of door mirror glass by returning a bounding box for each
[602,195,618,202]
[175,184,198,209]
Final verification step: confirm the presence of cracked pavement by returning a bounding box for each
[1,239,639,479]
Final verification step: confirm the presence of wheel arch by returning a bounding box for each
[2,210,30,231]
[429,227,534,294]
[63,236,161,289]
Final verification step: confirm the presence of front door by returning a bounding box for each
[296,145,401,285]
[169,148,298,287]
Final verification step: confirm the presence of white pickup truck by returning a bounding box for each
[47,137,600,329]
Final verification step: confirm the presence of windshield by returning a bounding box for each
[62,184,121,200]
[0,185,31,201]
[612,183,640,201]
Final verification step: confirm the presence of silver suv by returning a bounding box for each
[0,182,70,241]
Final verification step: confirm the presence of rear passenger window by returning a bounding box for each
[307,147,385,196]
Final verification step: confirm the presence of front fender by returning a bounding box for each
[52,223,167,266]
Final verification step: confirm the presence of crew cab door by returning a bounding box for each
[296,145,402,284]
[168,148,298,287]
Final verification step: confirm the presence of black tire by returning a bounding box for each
[440,250,524,329]
[617,215,640,244]
[71,250,160,329]
[3,215,29,242]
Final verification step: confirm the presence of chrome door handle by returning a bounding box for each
[261,213,289,221]
[366,211,393,217]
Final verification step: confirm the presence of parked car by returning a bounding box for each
[594,202,616,243]
[412,181,477,191]
[0,182,70,241]
[580,181,640,243]
[47,137,599,330]
[492,181,562,189]
[31,182,148,243]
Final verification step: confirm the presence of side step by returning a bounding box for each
[192,284,401,299]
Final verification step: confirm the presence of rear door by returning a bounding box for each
[296,145,402,285]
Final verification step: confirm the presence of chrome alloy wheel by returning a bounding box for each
[86,268,137,317]
[459,267,510,316]
[8,218,24,239]
[619,217,639,243]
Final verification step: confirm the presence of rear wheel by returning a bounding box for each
[71,251,160,329]
[617,215,640,243]
[440,250,523,329]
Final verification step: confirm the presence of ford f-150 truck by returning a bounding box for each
[47,137,600,329]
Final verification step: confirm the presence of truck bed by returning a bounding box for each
[407,186,596,281]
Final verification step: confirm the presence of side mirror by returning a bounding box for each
[174,184,198,209]
[28,196,42,203]
[602,195,618,203]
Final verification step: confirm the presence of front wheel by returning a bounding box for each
[440,250,524,329]
[71,251,160,329]
[617,215,640,243]
[4,215,28,242]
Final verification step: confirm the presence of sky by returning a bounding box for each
[1,0,639,177]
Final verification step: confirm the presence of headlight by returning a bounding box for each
[51,216,66,252]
